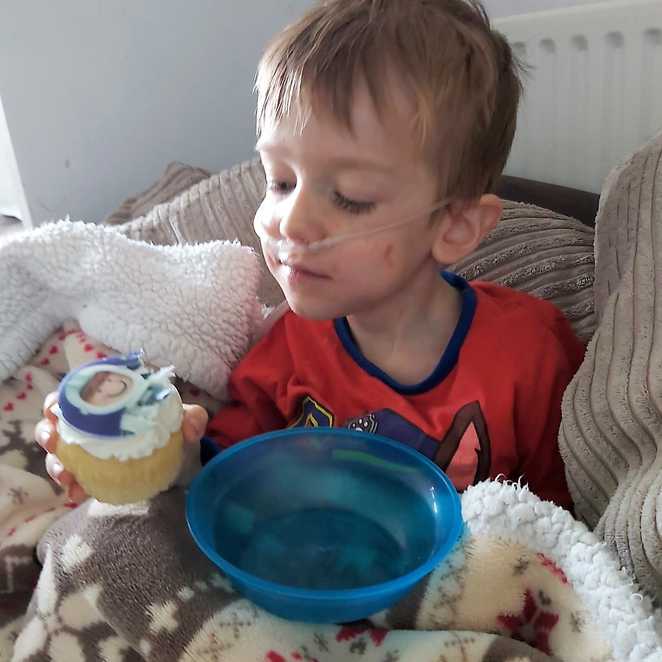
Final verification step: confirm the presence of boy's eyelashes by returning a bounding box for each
[267,180,294,195]
[331,191,375,215]
[266,180,376,216]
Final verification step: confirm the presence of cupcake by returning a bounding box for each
[52,352,184,504]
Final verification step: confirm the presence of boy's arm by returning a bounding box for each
[515,315,585,510]
[206,319,290,448]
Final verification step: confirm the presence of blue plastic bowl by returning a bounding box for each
[186,428,463,623]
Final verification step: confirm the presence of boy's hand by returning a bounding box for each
[34,392,209,503]
[180,403,209,446]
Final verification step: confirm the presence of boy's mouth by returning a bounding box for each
[277,258,329,280]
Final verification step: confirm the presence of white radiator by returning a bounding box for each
[495,0,662,193]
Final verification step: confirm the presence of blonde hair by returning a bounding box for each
[255,0,523,201]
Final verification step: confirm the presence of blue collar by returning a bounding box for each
[333,271,476,395]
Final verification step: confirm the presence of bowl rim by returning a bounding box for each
[186,427,464,601]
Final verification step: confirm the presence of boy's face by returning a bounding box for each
[256,78,443,320]
[82,371,132,406]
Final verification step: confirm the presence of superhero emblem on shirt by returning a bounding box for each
[289,396,335,428]
[346,410,440,458]
[346,413,378,434]
[433,402,492,490]
[292,397,491,490]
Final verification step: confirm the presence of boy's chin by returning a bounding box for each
[284,296,344,321]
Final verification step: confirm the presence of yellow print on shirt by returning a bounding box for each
[289,396,335,428]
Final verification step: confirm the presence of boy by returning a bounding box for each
[37,0,583,508]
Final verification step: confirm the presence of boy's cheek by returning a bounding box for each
[383,244,395,269]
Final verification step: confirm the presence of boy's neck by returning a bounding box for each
[345,261,462,386]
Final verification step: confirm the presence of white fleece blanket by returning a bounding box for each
[0,221,262,398]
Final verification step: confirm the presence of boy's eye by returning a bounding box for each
[333,191,376,215]
[267,180,294,195]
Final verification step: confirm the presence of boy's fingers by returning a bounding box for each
[45,452,68,485]
[35,419,58,453]
[43,392,59,423]
[67,483,89,504]
[182,404,208,444]
[45,454,87,502]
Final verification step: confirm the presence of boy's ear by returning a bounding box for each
[431,194,502,265]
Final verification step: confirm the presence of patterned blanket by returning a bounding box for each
[2,325,661,662]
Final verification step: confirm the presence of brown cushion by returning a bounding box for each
[104,162,211,226]
[496,176,599,229]
[559,130,662,602]
[452,203,595,340]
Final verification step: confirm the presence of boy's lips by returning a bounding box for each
[277,258,330,280]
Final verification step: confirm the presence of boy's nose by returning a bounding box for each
[278,189,323,245]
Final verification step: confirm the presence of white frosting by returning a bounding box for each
[56,385,183,461]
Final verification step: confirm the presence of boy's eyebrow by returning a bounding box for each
[326,156,395,175]
[256,141,395,175]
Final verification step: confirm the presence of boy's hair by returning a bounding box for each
[81,372,111,402]
[255,0,523,201]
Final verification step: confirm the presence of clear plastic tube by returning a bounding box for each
[256,198,450,263]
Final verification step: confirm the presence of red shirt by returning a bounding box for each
[207,273,584,508]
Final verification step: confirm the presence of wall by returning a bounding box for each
[494,0,662,192]
[0,0,311,226]
[0,95,28,221]
[482,0,616,18]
